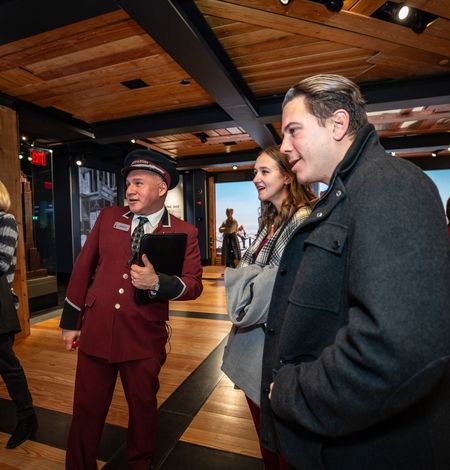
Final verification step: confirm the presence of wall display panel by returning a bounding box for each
[78,167,118,247]
[215,181,260,257]
[425,169,450,222]
[162,176,184,220]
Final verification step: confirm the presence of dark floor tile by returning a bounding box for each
[169,310,228,321]
[160,442,262,470]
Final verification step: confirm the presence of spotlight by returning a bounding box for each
[431,152,437,158]
[130,139,136,144]
[75,159,83,166]
[398,5,410,20]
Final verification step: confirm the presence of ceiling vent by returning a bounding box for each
[121,79,150,90]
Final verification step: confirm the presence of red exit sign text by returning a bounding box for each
[31,150,47,166]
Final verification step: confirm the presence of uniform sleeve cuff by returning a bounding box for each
[59,299,81,330]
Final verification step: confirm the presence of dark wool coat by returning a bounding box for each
[260,124,450,470]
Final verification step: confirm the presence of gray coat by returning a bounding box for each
[260,124,450,469]
[222,206,311,405]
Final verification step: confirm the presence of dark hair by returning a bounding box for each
[283,74,368,136]
[257,145,316,231]
[446,197,450,224]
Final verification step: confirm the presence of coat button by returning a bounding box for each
[279,359,284,365]
[123,273,129,279]
[267,328,275,336]
[336,190,342,197]
[118,288,124,294]
[316,211,323,218]
[115,303,121,309]
[332,240,341,250]
[279,268,287,276]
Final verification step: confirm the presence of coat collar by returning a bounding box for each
[299,124,379,231]
[121,207,171,228]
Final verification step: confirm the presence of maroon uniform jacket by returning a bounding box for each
[60,206,203,362]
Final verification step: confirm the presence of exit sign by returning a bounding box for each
[31,150,47,166]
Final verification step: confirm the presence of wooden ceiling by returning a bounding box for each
[0,0,449,170]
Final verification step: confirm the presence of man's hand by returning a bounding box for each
[62,329,81,351]
[130,254,159,290]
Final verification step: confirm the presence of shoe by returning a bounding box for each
[6,414,38,449]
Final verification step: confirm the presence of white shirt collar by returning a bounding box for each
[131,206,165,234]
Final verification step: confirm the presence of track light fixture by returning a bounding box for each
[372,2,437,34]
[194,132,208,144]
[311,0,343,12]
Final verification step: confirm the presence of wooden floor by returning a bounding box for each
[0,266,261,469]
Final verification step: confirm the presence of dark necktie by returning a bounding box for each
[131,216,148,260]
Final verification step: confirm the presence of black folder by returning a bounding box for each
[134,233,187,305]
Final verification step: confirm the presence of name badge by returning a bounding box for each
[113,222,130,232]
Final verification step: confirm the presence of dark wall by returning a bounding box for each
[183,169,209,263]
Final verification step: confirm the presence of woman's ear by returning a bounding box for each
[332,109,350,141]
[284,174,292,185]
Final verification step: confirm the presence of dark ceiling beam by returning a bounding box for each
[361,74,450,112]
[257,74,450,122]
[0,0,119,45]
[94,105,235,144]
[381,133,450,153]
[115,0,278,148]
[0,93,94,142]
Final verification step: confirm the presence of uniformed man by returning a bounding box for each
[60,149,203,470]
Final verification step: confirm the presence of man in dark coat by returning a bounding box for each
[60,150,203,469]
[260,74,450,469]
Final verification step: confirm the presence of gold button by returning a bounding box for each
[115,304,120,310]
[118,288,124,294]
[123,273,129,279]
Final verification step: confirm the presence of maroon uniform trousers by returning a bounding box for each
[66,342,167,470]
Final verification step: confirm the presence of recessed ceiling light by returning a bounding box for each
[131,139,136,143]
[232,165,238,170]
[431,152,437,157]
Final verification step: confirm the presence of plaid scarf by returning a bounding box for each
[240,205,311,268]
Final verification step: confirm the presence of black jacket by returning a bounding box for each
[260,124,450,469]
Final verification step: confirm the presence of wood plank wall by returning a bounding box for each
[0,105,30,337]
